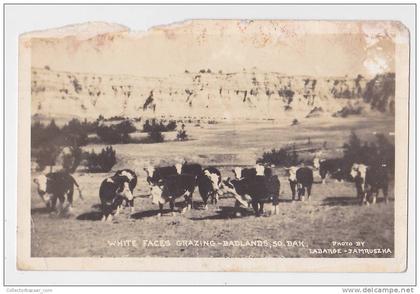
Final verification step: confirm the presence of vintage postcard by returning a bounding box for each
[17,19,409,272]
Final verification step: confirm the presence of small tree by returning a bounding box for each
[62,145,82,173]
[176,124,188,141]
[148,129,164,143]
[257,146,300,167]
[96,124,132,144]
[62,118,88,146]
[36,143,60,172]
[86,146,117,172]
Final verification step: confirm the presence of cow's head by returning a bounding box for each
[204,170,220,191]
[255,164,265,176]
[144,166,155,178]
[350,164,367,179]
[119,170,134,181]
[313,157,320,169]
[33,174,51,204]
[115,176,133,201]
[220,177,234,190]
[149,184,166,205]
[232,167,242,179]
[175,163,182,174]
[287,166,298,182]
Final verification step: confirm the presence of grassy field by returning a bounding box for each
[31,115,395,258]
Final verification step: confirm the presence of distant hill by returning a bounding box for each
[31,67,395,120]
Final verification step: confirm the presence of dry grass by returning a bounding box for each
[31,168,394,258]
[31,116,394,258]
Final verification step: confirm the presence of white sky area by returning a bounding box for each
[19,6,404,78]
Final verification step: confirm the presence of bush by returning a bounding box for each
[342,131,395,172]
[142,119,177,132]
[333,105,363,118]
[85,146,117,172]
[35,143,60,172]
[31,121,49,148]
[62,146,82,173]
[147,129,164,143]
[61,118,88,146]
[257,146,299,167]
[72,78,82,93]
[363,73,395,113]
[176,129,188,141]
[96,125,123,144]
[114,120,136,134]
[32,118,94,148]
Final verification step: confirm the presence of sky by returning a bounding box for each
[28,19,401,78]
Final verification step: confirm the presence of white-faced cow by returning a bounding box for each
[177,162,202,177]
[114,169,137,213]
[222,173,280,217]
[149,174,196,216]
[33,171,83,214]
[350,163,389,205]
[314,157,345,184]
[287,166,313,201]
[99,174,133,222]
[231,164,273,179]
[197,167,222,210]
[143,165,178,185]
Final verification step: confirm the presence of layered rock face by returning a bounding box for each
[31,67,394,120]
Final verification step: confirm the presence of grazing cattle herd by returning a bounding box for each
[32,156,392,222]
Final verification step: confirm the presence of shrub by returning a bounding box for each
[142,119,177,132]
[62,146,82,173]
[342,131,395,172]
[257,146,299,167]
[176,129,188,141]
[72,78,82,93]
[35,143,60,172]
[166,120,177,131]
[363,73,395,113]
[104,115,126,122]
[147,129,164,143]
[333,105,363,118]
[31,121,48,148]
[85,146,116,172]
[61,118,88,146]
[96,121,134,144]
[114,120,136,134]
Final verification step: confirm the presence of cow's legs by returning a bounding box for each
[234,200,242,217]
[187,192,193,210]
[202,193,209,210]
[50,195,58,211]
[66,186,74,213]
[127,199,135,214]
[56,194,65,214]
[307,184,312,201]
[251,200,260,217]
[170,199,177,216]
[101,203,112,222]
[259,202,264,215]
[372,191,378,204]
[290,181,296,201]
[298,185,304,201]
[212,191,220,210]
[157,203,164,217]
[383,185,389,204]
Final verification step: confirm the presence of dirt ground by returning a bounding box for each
[31,115,395,258]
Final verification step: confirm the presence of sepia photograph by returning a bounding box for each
[15,15,410,273]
